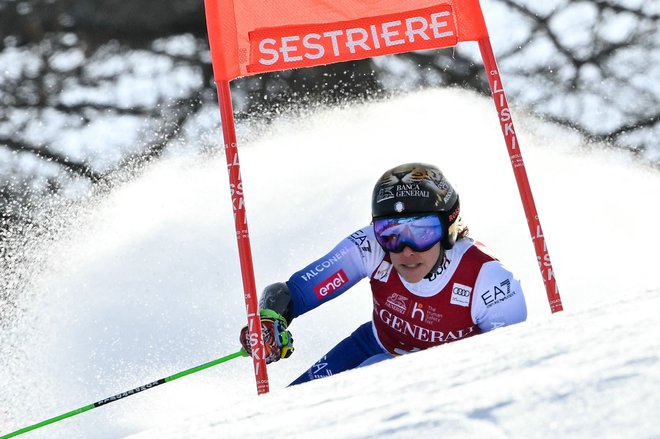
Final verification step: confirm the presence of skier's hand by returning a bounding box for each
[240,309,294,364]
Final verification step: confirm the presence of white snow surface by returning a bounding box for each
[2,88,660,439]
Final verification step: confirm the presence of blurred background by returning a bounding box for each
[1,0,658,314]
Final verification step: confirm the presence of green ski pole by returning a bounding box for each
[1,349,249,439]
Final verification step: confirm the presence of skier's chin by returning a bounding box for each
[395,264,428,283]
[390,243,440,283]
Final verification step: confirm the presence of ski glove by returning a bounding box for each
[240,309,294,364]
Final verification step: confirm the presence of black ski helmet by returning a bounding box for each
[372,163,461,249]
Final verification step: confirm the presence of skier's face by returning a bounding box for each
[389,242,441,283]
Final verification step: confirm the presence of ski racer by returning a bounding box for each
[240,162,527,385]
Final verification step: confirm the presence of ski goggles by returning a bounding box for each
[373,214,444,253]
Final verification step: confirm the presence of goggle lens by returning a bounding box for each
[373,214,443,253]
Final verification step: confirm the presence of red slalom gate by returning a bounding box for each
[478,38,563,313]
[217,80,269,394]
[204,0,564,394]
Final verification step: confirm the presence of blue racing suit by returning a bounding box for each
[279,226,527,385]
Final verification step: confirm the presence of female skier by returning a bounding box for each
[240,162,527,385]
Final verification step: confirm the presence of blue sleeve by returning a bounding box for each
[286,227,384,317]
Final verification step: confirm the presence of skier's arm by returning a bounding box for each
[260,227,383,322]
[471,261,527,332]
[246,228,379,363]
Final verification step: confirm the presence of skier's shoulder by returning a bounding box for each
[346,225,377,244]
[341,225,382,256]
[286,225,379,302]
[465,239,523,302]
[452,238,499,265]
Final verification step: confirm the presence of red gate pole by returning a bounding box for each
[216,79,270,393]
[478,37,564,313]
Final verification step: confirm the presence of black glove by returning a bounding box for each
[240,309,294,364]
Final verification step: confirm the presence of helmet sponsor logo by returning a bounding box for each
[376,186,395,203]
[376,183,431,204]
[450,283,472,307]
[394,201,405,212]
[314,269,348,299]
[395,183,430,199]
[373,164,458,218]
[385,293,408,314]
[448,204,460,222]
[443,187,454,204]
[434,176,450,191]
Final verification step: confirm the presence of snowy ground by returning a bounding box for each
[131,289,660,439]
[1,88,660,438]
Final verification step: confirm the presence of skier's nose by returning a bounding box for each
[400,246,417,257]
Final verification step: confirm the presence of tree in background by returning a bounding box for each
[0,0,658,230]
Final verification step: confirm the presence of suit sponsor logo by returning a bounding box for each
[450,283,472,307]
[349,230,372,253]
[385,293,408,313]
[313,269,348,299]
[426,253,450,281]
[378,308,476,343]
[374,260,393,282]
[411,302,425,322]
[481,279,514,308]
[306,356,334,380]
[411,302,443,325]
[300,247,349,281]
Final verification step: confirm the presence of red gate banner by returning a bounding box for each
[204,0,488,81]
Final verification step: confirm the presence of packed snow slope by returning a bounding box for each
[1,88,659,439]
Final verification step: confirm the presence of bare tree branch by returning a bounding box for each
[0,136,102,181]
